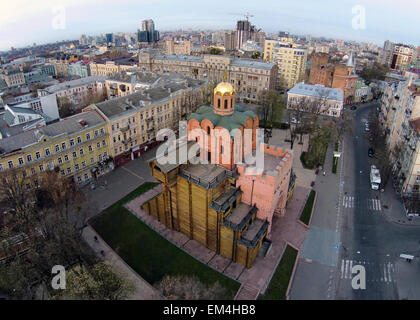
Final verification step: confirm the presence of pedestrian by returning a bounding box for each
[94,235,98,242]
[100,250,105,256]
[323,171,326,176]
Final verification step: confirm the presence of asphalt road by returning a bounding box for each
[290,102,420,300]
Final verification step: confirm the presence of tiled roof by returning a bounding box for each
[189,104,257,136]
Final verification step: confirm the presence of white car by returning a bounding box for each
[290,117,301,124]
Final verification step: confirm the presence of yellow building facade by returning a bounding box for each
[0,111,112,186]
[263,39,307,89]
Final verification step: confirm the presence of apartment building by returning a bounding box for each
[1,68,26,88]
[38,76,106,107]
[0,111,113,186]
[287,83,344,117]
[263,39,307,89]
[165,39,191,55]
[138,50,277,102]
[85,76,206,167]
[89,56,138,77]
[379,78,420,196]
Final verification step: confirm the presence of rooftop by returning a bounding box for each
[42,75,106,93]
[189,104,257,136]
[95,77,205,119]
[0,111,104,155]
[288,83,344,101]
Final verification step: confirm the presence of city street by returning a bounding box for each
[290,102,420,300]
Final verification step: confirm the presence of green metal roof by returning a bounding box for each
[189,104,257,137]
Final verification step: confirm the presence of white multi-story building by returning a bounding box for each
[287,83,344,117]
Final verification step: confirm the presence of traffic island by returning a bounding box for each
[258,244,299,300]
[298,189,316,227]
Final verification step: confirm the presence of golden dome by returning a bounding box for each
[214,82,235,96]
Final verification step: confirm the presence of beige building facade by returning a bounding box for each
[138,50,277,102]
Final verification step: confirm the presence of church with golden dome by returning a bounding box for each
[144,80,294,268]
[187,81,259,170]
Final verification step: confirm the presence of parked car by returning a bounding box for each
[365,126,370,132]
[368,148,375,157]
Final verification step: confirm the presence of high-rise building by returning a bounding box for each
[105,33,113,46]
[236,20,253,50]
[263,39,307,89]
[224,31,237,51]
[137,19,160,44]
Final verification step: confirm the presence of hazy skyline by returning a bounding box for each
[1,0,419,51]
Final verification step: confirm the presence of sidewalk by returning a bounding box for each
[82,225,162,300]
[380,182,420,226]
[394,257,420,299]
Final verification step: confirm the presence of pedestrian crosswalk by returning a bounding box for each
[367,199,382,211]
[340,259,395,283]
[341,196,382,211]
[343,196,355,208]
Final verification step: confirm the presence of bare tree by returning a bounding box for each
[155,275,227,300]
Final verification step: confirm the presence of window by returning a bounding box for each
[18,157,24,165]
[98,154,103,161]
[88,145,93,152]
[97,142,101,148]
[84,173,89,180]
[80,149,84,156]
[58,157,63,164]
[224,99,228,109]
[55,145,60,152]
[60,170,65,176]
[82,161,86,168]
[73,152,77,159]
[207,127,211,135]
[39,164,44,172]
[100,128,104,135]
[77,137,82,144]
[75,164,79,171]
[77,176,82,183]
[102,140,106,146]
[31,168,36,175]
[64,154,69,162]
[70,139,74,146]
[27,154,32,162]
[45,148,50,156]
[62,142,66,150]
[218,99,221,107]
[90,157,94,164]
[94,130,98,137]
[8,161,13,169]
[67,167,72,174]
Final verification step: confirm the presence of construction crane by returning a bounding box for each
[228,12,254,22]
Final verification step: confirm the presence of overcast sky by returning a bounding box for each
[0,0,418,51]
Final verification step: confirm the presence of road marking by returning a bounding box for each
[122,167,144,180]
[340,259,395,283]
[367,199,382,211]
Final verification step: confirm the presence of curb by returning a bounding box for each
[297,189,317,229]
[285,242,300,300]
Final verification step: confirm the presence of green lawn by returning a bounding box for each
[89,182,240,299]
[258,245,298,300]
[299,190,316,226]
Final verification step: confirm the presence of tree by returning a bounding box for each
[360,62,390,84]
[251,51,261,59]
[257,89,284,126]
[58,96,76,118]
[52,263,135,300]
[155,275,227,300]
[0,168,94,299]
[209,47,222,55]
